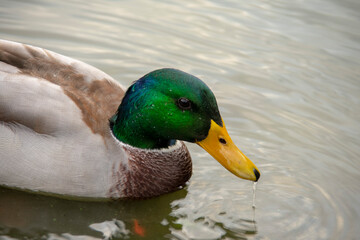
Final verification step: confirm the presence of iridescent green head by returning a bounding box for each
[111,68,222,149]
[111,68,260,181]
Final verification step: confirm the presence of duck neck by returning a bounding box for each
[110,112,172,150]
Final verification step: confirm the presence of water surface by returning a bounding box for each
[0,0,359,239]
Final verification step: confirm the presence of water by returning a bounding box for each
[0,0,359,239]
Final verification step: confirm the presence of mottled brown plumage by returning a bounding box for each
[109,141,192,198]
[1,43,124,139]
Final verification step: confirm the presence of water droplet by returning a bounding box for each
[252,182,257,209]
[252,182,258,231]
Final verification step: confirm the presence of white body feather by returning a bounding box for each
[0,40,127,198]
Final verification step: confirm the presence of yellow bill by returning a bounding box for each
[196,119,260,181]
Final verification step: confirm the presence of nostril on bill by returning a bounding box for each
[219,138,227,144]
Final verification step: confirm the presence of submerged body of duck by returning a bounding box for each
[0,40,259,199]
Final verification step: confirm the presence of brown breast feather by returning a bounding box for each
[109,141,193,198]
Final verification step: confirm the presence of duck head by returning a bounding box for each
[111,68,260,181]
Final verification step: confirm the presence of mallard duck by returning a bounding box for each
[0,40,259,199]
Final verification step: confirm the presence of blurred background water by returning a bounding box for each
[0,0,359,239]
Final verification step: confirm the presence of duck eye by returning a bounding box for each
[177,97,191,110]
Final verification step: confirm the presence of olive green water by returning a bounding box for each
[0,0,359,239]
